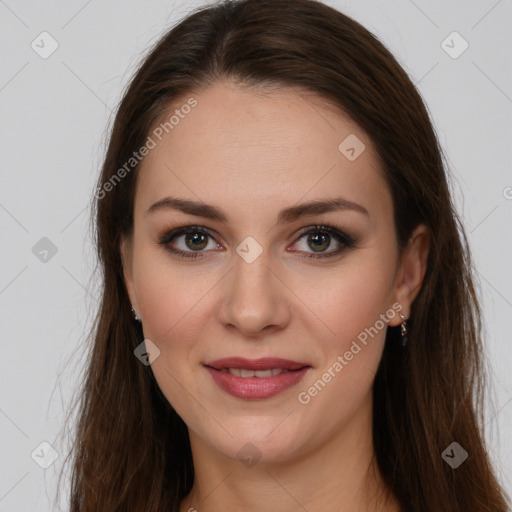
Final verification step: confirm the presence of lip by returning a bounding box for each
[203,357,311,400]
[204,357,309,371]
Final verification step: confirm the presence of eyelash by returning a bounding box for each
[157,224,356,261]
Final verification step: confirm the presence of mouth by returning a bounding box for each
[217,367,288,377]
[204,356,309,372]
[203,357,311,399]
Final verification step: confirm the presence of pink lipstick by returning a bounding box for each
[203,357,311,399]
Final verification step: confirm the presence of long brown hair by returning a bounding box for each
[58,1,510,510]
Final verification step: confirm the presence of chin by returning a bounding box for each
[196,415,309,465]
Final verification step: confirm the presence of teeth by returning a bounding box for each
[226,368,285,377]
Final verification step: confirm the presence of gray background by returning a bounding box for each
[0,0,511,510]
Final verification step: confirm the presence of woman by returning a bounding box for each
[60,0,511,510]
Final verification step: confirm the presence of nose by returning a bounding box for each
[216,251,292,338]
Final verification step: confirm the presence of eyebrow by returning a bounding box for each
[145,195,369,223]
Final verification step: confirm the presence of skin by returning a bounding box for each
[121,79,429,512]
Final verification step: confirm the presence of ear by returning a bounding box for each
[388,223,430,326]
[120,234,138,313]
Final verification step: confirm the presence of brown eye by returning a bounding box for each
[158,226,221,259]
[306,232,331,252]
[292,225,356,259]
[183,232,209,251]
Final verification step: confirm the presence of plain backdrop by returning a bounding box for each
[0,0,511,510]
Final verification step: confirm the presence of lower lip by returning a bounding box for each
[204,366,310,399]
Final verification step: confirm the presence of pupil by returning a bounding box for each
[186,233,207,250]
[308,233,329,252]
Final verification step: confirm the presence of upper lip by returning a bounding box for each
[204,357,310,371]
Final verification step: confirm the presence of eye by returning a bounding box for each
[158,226,222,259]
[158,224,356,261]
[290,224,356,259]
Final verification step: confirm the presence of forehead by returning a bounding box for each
[135,80,391,225]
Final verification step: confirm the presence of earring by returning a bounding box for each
[131,306,141,323]
[399,313,408,347]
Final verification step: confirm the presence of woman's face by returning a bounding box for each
[122,80,426,465]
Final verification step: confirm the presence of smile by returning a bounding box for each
[221,368,286,377]
[203,357,311,399]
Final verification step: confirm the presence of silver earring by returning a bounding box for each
[399,313,408,347]
[131,306,141,322]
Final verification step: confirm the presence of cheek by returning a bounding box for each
[295,273,391,426]
[292,255,396,413]
[132,251,224,412]
[296,256,396,351]
[133,253,214,417]
[134,248,219,343]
